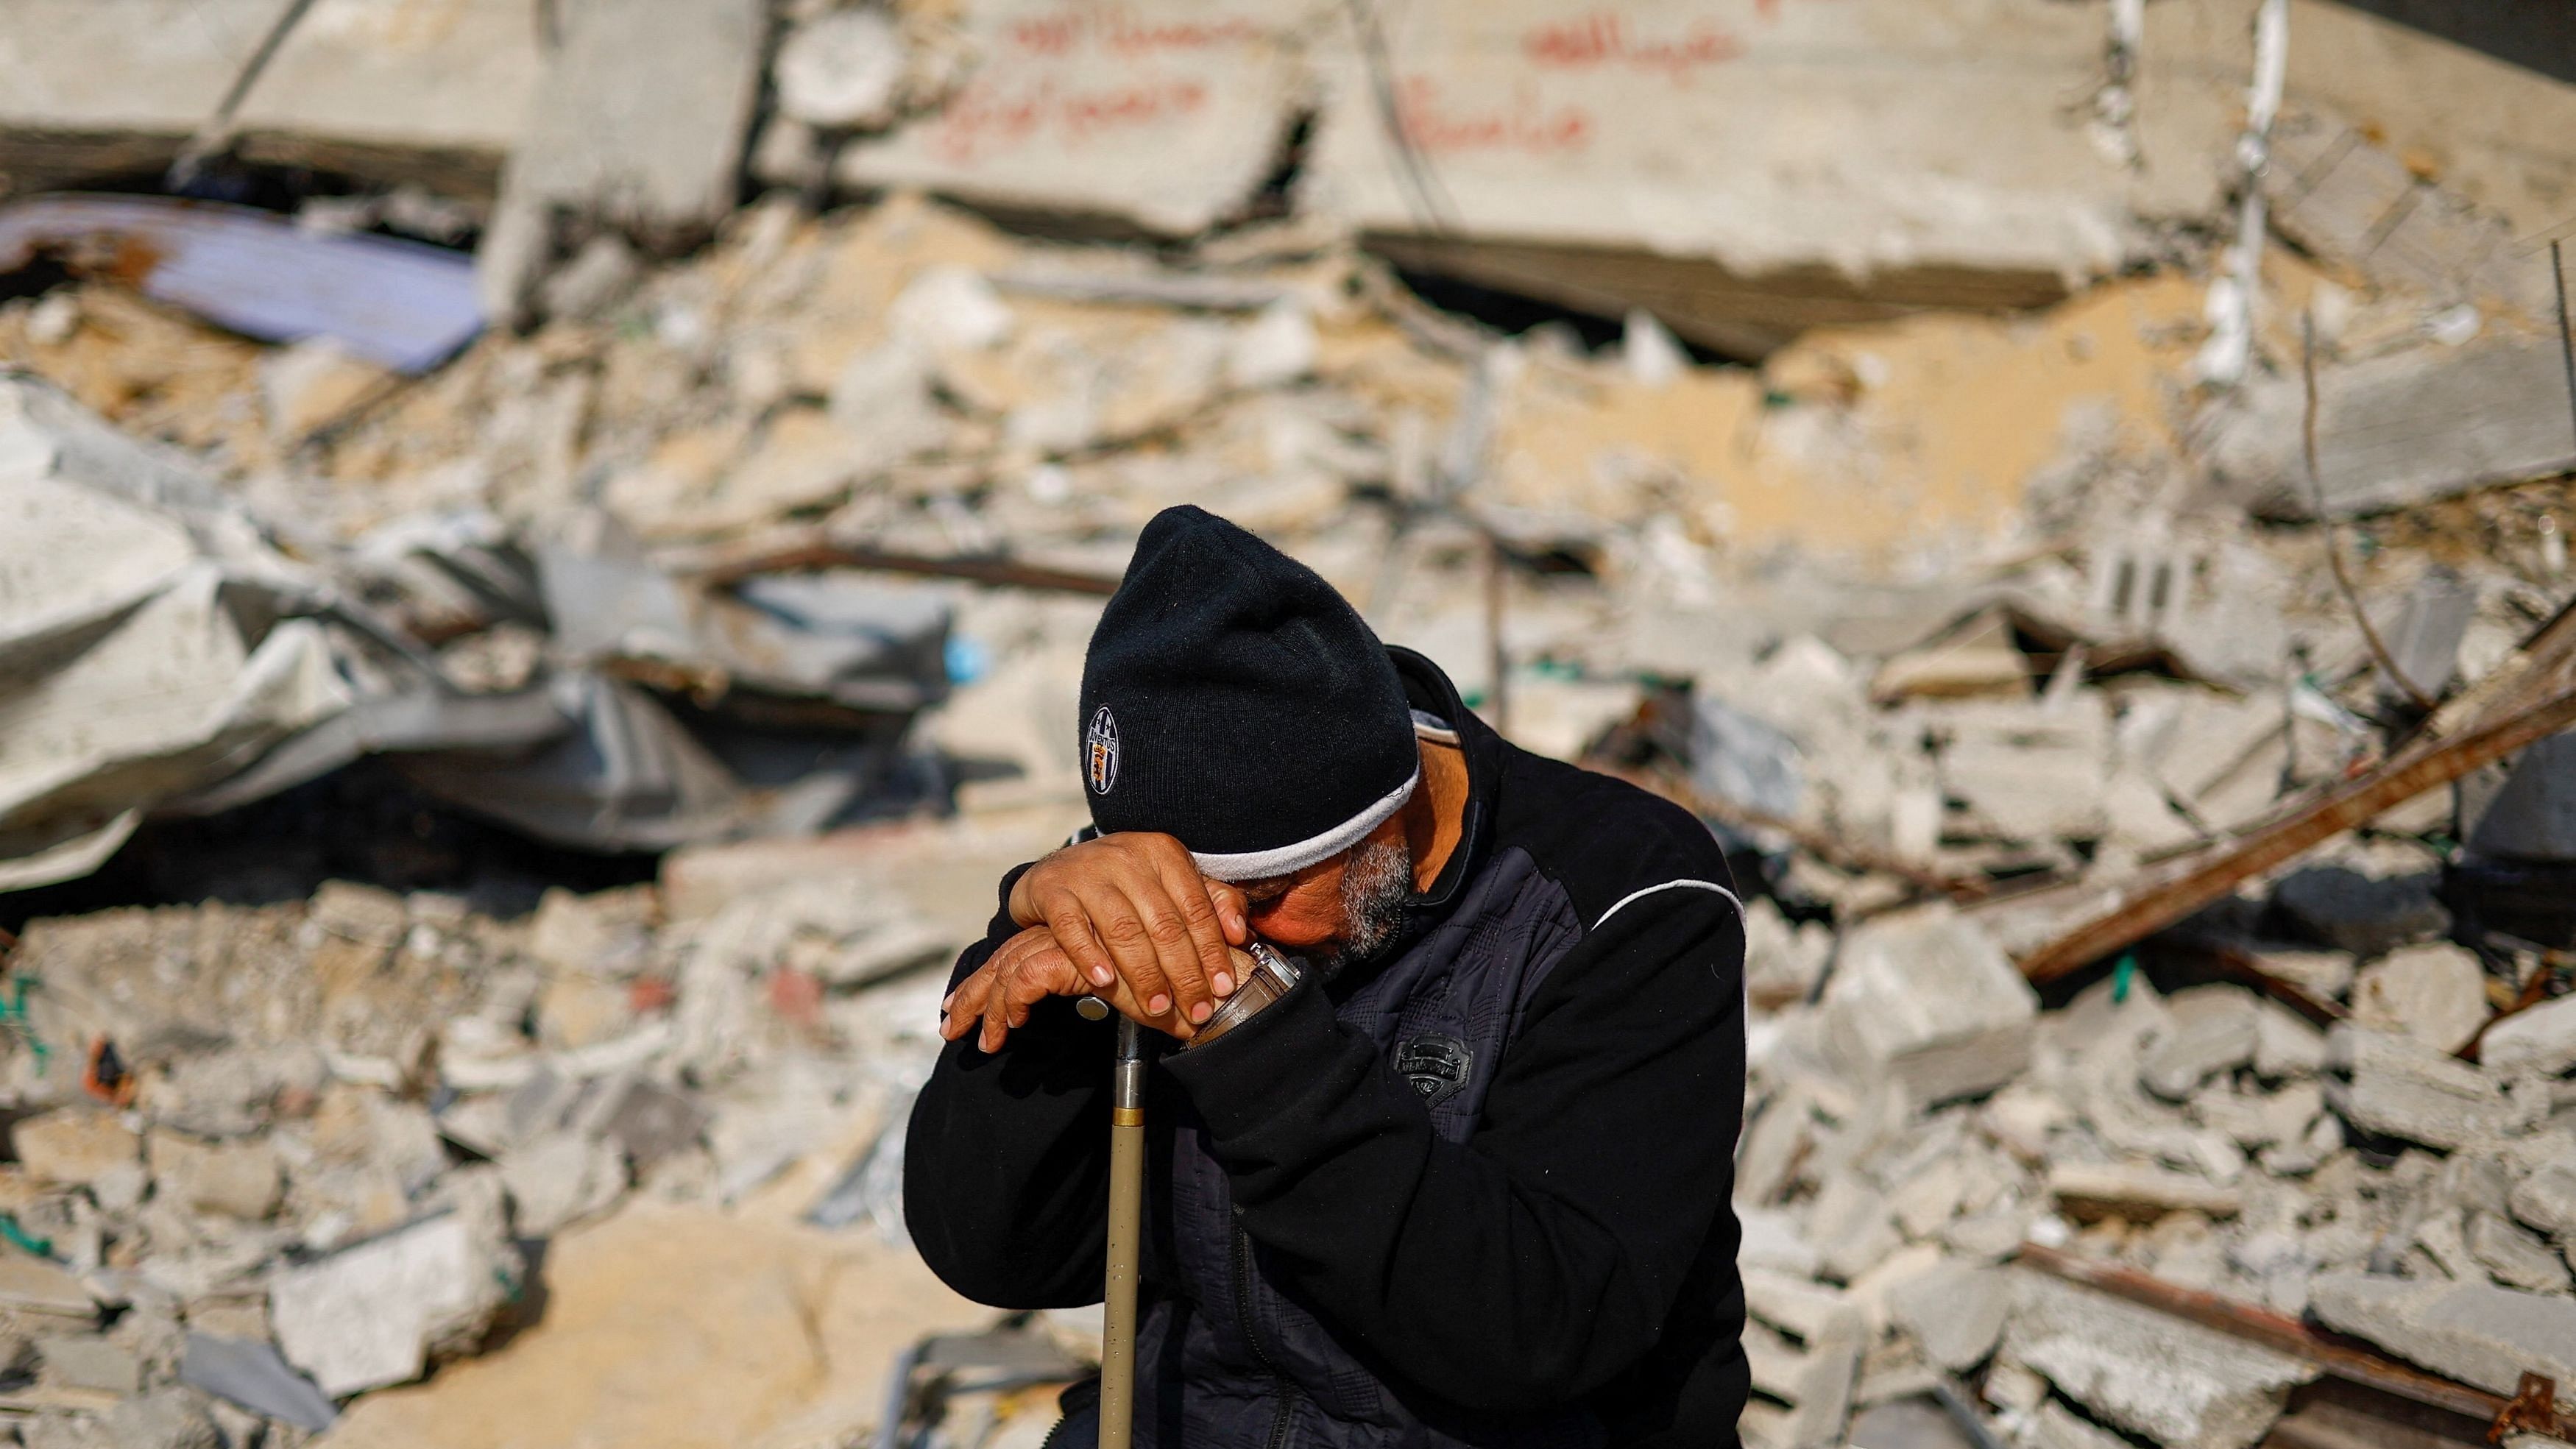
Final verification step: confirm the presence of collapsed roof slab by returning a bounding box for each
[226,0,545,199]
[835,0,1316,238]
[0,0,540,200]
[0,0,275,193]
[1300,0,2576,359]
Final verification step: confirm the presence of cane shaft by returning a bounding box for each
[1100,1018,1147,1449]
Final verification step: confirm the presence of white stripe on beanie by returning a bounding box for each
[1189,767,1421,882]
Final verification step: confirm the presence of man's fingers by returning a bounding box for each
[1084,891,1179,1024]
[1123,880,1216,1026]
[1038,896,1122,993]
[1203,879,1250,949]
[1156,857,1237,999]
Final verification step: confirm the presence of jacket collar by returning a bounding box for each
[1384,645,1500,916]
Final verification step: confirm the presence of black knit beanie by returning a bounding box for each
[1079,506,1418,880]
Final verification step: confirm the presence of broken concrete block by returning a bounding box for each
[1886,1261,2006,1371]
[774,7,905,130]
[2326,1027,2542,1151]
[1805,1174,1900,1283]
[2465,1210,2572,1293]
[1825,906,2037,1108]
[1737,1206,1822,1280]
[1741,1269,1864,1449]
[2251,1002,2329,1080]
[2003,1268,2318,1449]
[498,1130,627,1238]
[2308,1273,2576,1401]
[1933,697,2114,842]
[0,1250,97,1331]
[270,1178,523,1397]
[179,1333,336,1433]
[2482,993,2576,1081]
[13,1110,140,1189]
[2047,1163,2243,1223]
[146,1131,280,1222]
[2139,987,2262,1100]
[37,1333,139,1396]
[2271,866,2449,957]
[2352,943,2491,1055]
[96,1389,219,1449]
[2509,1163,2576,1239]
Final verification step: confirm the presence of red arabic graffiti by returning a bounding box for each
[1006,7,1265,58]
[1522,12,1745,82]
[929,74,1209,163]
[1397,77,1593,156]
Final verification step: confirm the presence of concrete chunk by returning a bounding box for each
[13,1109,140,1188]
[2482,994,2576,1081]
[2048,1163,2243,1223]
[2003,1268,2316,1449]
[146,1131,280,1221]
[1887,1261,2006,1371]
[1825,906,2037,1108]
[270,1177,523,1398]
[2352,943,2492,1056]
[2140,987,2262,1100]
[2466,1211,2572,1293]
[2307,1274,2576,1403]
[2509,1163,2576,1239]
[2326,1027,2541,1150]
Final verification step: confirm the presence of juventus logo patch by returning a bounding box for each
[1085,706,1120,796]
[1395,1035,1472,1109]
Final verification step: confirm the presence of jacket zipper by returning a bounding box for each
[1232,1221,1294,1449]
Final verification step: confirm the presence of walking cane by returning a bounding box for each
[1080,944,1292,1449]
[1098,1011,1147,1449]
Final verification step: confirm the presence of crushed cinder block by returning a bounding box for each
[146,1131,280,1222]
[2003,1267,2317,1449]
[2326,1027,2543,1150]
[1741,1270,1865,1449]
[2465,1211,2572,1292]
[2140,987,2262,1101]
[1886,1261,2006,1372]
[2271,866,2449,957]
[2509,1163,2576,1239]
[498,1130,627,1238]
[1824,906,2037,1108]
[2481,993,2576,1080]
[13,1110,141,1191]
[2047,1163,2243,1223]
[96,1389,221,1449]
[2351,943,2491,1055]
[2308,1273,2576,1403]
[269,1172,523,1398]
[36,1332,139,1397]
[2251,1003,2328,1081]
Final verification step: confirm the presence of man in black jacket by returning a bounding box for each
[906,506,1748,1448]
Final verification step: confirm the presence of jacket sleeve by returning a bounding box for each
[901,864,1119,1309]
[1156,886,1747,1411]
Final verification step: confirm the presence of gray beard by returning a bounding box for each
[1318,837,1416,974]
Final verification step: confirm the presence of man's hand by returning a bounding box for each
[944,834,1246,1047]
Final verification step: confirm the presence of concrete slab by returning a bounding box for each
[838,0,1311,237]
[2307,1273,2576,1407]
[2003,1267,2316,1449]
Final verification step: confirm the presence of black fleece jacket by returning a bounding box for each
[905,652,1749,1445]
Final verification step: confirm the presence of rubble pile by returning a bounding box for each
[0,3,2574,1447]
[0,868,975,1445]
